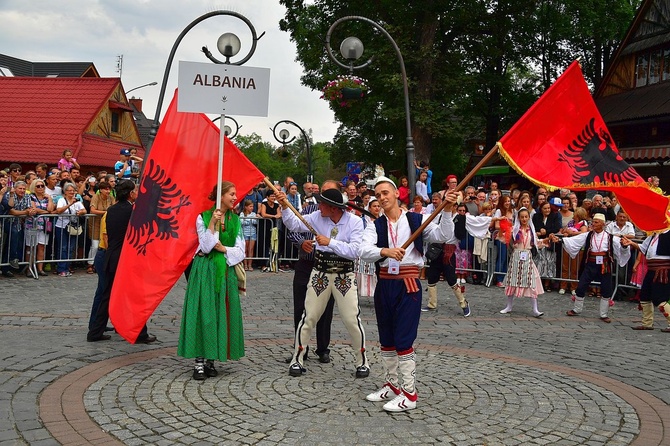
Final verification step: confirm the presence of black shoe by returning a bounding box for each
[104,326,115,332]
[193,363,206,380]
[285,345,309,363]
[87,334,111,342]
[2,271,15,278]
[9,258,19,269]
[204,361,218,377]
[317,352,331,364]
[288,362,306,377]
[136,334,157,344]
[355,365,370,378]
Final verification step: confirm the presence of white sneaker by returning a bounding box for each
[365,383,400,402]
[383,390,417,412]
[558,289,566,295]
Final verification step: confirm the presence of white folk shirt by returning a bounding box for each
[562,229,631,265]
[281,207,363,261]
[359,210,455,268]
[195,215,245,266]
[639,230,670,260]
[605,221,635,238]
[443,214,492,245]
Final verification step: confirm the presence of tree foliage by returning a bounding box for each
[279,0,640,177]
[233,133,336,185]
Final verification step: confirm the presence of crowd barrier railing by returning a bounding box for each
[0,213,98,279]
[1,210,645,296]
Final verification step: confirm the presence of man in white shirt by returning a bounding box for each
[359,176,457,412]
[622,231,670,331]
[277,187,369,379]
[550,213,630,323]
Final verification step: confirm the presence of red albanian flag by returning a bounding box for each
[109,90,265,343]
[497,61,670,232]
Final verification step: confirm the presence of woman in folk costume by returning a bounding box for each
[499,207,546,318]
[178,182,246,380]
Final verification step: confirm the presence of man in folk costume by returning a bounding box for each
[423,198,491,316]
[550,213,631,323]
[284,181,339,364]
[622,231,670,331]
[360,176,457,412]
[275,188,369,378]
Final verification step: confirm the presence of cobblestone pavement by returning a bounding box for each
[1,269,669,445]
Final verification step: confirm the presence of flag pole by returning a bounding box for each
[400,143,500,250]
[216,113,226,207]
[263,177,319,235]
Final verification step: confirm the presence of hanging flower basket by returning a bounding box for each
[321,75,369,108]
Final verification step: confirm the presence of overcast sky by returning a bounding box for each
[0,0,338,144]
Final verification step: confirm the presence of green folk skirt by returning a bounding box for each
[177,255,245,361]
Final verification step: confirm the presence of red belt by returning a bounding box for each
[379,265,420,293]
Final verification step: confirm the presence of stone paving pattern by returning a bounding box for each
[0,269,669,445]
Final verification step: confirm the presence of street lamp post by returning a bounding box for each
[125,81,158,95]
[271,120,313,183]
[324,16,416,196]
[149,10,263,145]
[146,10,262,205]
[212,115,242,139]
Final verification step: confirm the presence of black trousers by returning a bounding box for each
[87,265,148,342]
[426,252,456,287]
[575,262,614,298]
[293,258,334,355]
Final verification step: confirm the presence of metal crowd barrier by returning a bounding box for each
[0,213,97,279]
[1,210,645,296]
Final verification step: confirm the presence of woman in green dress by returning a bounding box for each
[178,182,246,380]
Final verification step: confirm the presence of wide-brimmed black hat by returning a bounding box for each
[314,189,348,209]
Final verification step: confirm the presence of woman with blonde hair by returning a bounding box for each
[25,179,55,276]
[86,181,116,274]
[557,206,589,295]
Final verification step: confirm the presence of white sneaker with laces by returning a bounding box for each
[383,390,417,412]
[365,383,400,402]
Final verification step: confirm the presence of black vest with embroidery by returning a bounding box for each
[374,212,424,255]
[579,230,614,275]
[657,232,670,256]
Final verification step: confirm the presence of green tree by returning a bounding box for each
[280,0,641,177]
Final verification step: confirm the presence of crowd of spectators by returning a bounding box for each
[0,149,142,278]
[0,157,655,303]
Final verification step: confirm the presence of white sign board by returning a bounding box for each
[177,61,270,117]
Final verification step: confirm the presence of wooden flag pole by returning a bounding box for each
[263,177,319,236]
[400,143,500,249]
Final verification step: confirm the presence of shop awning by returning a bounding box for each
[475,165,510,175]
[620,146,670,161]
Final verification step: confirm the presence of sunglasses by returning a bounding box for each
[11,169,21,172]
[35,185,45,189]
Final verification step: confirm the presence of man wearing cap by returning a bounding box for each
[115,149,142,180]
[360,176,457,412]
[275,187,369,379]
[115,149,133,180]
[621,231,670,331]
[550,213,630,323]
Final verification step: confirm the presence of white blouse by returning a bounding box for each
[195,214,245,267]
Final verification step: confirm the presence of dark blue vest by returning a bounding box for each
[374,212,424,254]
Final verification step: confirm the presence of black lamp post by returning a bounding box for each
[271,120,313,183]
[324,16,416,196]
[148,10,264,147]
[212,115,242,139]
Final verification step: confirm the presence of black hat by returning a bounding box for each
[314,189,347,209]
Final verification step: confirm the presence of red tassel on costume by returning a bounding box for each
[499,219,512,245]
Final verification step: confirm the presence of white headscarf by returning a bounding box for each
[512,207,540,248]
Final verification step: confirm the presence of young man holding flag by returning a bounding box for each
[360,176,457,412]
